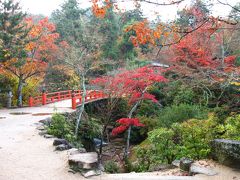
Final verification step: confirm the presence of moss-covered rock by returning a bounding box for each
[211,139,240,169]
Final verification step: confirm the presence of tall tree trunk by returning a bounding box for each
[17,77,24,107]
[75,74,87,137]
[123,88,148,159]
[124,99,142,159]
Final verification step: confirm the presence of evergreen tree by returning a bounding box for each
[0,0,29,63]
[97,6,120,60]
[50,0,84,43]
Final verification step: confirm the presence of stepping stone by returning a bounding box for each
[190,164,217,176]
[44,134,54,138]
[36,126,45,131]
[55,144,72,151]
[38,130,48,136]
[69,152,98,170]
[82,170,101,178]
[67,148,87,156]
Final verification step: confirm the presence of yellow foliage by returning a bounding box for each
[231,82,240,86]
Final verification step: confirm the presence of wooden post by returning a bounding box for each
[29,96,33,107]
[42,93,47,105]
[72,92,77,110]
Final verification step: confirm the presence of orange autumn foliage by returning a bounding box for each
[92,0,119,18]
[125,20,180,47]
[1,17,60,81]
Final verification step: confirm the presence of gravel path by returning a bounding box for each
[0,102,239,180]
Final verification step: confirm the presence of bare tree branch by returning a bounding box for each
[216,0,240,13]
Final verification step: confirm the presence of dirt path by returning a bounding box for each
[0,105,88,180]
[0,103,239,180]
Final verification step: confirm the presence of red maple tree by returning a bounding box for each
[92,66,167,157]
[165,20,238,83]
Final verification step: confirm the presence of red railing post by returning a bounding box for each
[68,90,71,98]
[29,96,33,107]
[89,91,92,100]
[92,91,95,99]
[42,93,47,105]
[72,92,77,110]
[58,92,61,101]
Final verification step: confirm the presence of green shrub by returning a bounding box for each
[133,113,240,171]
[129,116,158,144]
[148,128,177,163]
[138,115,158,137]
[128,139,152,172]
[160,81,197,106]
[137,100,161,117]
[78,117,102,140]
[48,113,75,142]
[173,87,195,105]
[213,106,230,123]
[104,161,120,173]
[148,84,165,101]
[222,114,240,140]
[132,129,178,172]
[132,114,217,170]
[157,103,208,128]
[171,119,214,159]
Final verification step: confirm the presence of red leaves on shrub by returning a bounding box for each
[112,118,145,136]
[112,125,128,136]
[224,55,236,64]
[117,118,145,127]
[91,66,167,104]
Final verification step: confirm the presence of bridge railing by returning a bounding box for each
[72,90,107,109]
[29,90,107,109]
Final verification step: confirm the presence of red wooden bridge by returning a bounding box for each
[29,90,107,110]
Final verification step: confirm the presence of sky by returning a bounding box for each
[19,0,239,21]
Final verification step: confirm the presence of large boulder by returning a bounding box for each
[211,139,240,169]
[69,152,98,170]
